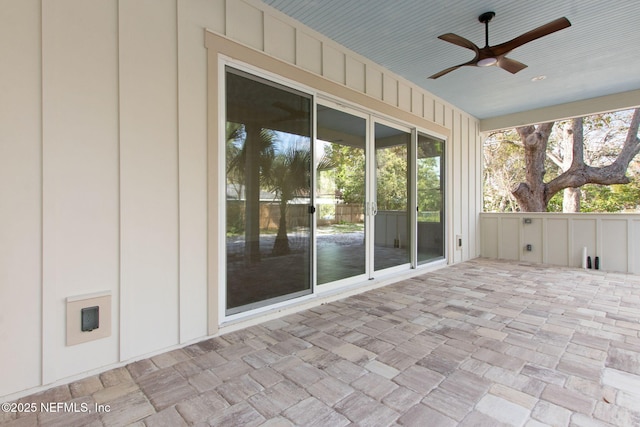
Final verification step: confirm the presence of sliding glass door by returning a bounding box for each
[225,67,313,314]
[223,65,446,315]
[373,122,411,271]
[316,104,367,285]
[315,111,440,285]
[315,110,418,283]
[417,133,445,264]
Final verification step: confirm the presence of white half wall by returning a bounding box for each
[480,213,640,274]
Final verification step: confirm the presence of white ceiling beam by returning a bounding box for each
[480,89,640,132]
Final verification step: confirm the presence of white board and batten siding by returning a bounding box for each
[0,0,481,400]
[481,213,640,274]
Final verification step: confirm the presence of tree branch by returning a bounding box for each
[616,108,640,165]
[545,109,640,201]
[512,111,639,212]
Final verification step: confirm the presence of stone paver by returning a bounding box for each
[3,259,640,426]
[476,393,531,426]
[398,403,457,427]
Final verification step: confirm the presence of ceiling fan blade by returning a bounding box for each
[492,17,571,56]
[437,33,480,53]
[497,56,527,74]
[429,65,462,79]
[428,59,476,79]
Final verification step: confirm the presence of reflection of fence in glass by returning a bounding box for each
[317,203,364,226]
[228,201,365,234]
[226,201,310,233]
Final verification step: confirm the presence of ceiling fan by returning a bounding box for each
[429,11,571,79]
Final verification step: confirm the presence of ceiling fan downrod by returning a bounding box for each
[478,11,495,47]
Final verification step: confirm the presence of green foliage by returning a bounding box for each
[417,156,441,213]
[580,177,640,212]
[546,192,563,212]
[376,145,408,211]
[324,138,443,215]
[318,203,335,220]
[323,143,366,204]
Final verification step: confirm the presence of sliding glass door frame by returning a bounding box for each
[220,60,319,321]
[315,102,417,290]
[315,99,370,293]
[410,128,418,269]
[416,131,447,265]
[218,58,448,323]
[368,117,413,277]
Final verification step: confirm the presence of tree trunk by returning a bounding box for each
[562,187,580,212]
[561,118,583,213]
[272,200,290,255]
[512,123,554,212]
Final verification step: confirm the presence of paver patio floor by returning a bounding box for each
[2,258,640,426]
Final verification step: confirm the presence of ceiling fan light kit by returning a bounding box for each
[429,11,571,79]
[477,57,497,67]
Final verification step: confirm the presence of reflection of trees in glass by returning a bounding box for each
[266,138,333,255]
[324,143,365,204]
[226,123,277,261]
[227,129,333,256]
[417,156,441,213]
[225,123,247,200]
[226,122,276,230]
[226,123,275,192]
[417,139,443,220]
[325,142,414,211]
[376,145,407,211]
[267,141,310,255]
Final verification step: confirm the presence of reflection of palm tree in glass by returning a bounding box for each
[267,143,333,255]
[227,123,276,262]
[227,126,332,258]
[268,145,310,255]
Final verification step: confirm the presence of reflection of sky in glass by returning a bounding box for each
[228,128,313,153]
[274,133,330,165]
[272,131,310,154]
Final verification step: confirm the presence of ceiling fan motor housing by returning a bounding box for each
[478,11,495,24]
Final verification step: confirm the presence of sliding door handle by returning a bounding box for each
[365,202,378,216]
